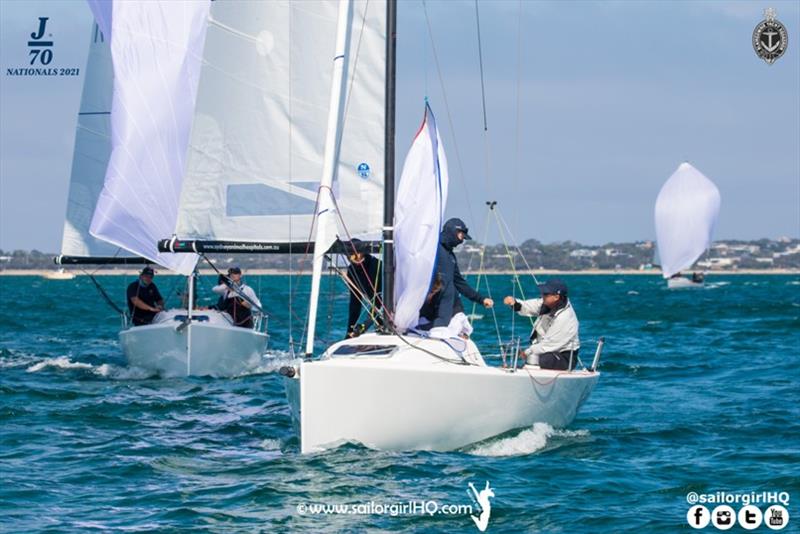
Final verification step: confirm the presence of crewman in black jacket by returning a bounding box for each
[345,239,382,337]
[432,218,493,328]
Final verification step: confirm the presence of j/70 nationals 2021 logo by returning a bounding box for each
[5,16,81,77]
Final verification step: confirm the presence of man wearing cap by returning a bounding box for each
[431,218,493,329]
[212,267,262,328]
[503,279,580,370]
[344,238,382,337]
[126,267,164,326]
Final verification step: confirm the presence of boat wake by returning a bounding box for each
[466,422,589,457]
[235,351,301,377]
[25,356,155,379]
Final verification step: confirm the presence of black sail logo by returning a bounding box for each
[753,8,788,65]
[28,17,53,65]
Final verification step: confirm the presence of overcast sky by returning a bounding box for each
[1,0,798,252]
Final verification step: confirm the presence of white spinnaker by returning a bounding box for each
[60,24,126,257]
[654,162,721,278]
[174,0,385,244]
[393,104,449,332]
[88,1,208,274]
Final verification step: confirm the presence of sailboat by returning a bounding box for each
[275,0,600,453]
[55,5,268,377]
[654,162,721,289]
[42,268,76,280]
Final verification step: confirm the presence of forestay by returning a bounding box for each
[654,162,721,278]
[88,0,207,275]
[174,0,386,245]
[393,103,449,331]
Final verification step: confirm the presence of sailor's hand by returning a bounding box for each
[503,296,515,306]
[482,298,494,308]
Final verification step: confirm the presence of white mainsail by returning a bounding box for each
[60,23,125,258]
[393,103,449,332]
[174,0,386,245]
[88,1,209,275]
[654,162,721,278]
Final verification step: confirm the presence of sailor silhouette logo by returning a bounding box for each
[467,481,494,532]
[753,8,788,65]
[357,162,371,179]
[29,17,53,65]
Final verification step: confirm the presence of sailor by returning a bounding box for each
[345,239,382,337]
[212,266,261,329]
[126,266,164,326]
[432,218,493,328]
[503,279,580,370]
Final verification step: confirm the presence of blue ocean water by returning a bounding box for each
[1,274,798,532]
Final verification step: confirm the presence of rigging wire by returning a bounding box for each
[421,0,476,225]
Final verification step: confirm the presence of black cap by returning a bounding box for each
[346,238,369,254]
[140,266,155,276]
[228,266,242,275]
[444,218,472,240]
[538,278,568,297]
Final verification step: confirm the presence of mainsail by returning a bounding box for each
[173,0,386,245]
[59,23,124,258]
[393,103,449,331]
[88,1,208,275]
[654,162,721,278]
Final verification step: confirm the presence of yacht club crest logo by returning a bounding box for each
[752,8,788,65]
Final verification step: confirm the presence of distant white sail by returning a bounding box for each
[174,0,386,244]
[654,162,721,278]
[88,1,209,274]
[393,104,449,332]
[60,24,126,258]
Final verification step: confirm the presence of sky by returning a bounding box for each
[1,0,798,252]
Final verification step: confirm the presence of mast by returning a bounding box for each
[382,0,397,326]
[305,0,353,358]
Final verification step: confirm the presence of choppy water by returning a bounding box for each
[1,274,799,532]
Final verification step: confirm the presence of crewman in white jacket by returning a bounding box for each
[503,279,580,370]
[212,266,262,328]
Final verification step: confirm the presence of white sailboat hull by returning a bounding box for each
[120,309,268,377]
[42,270,75,280]
[667,277,704,289]
[284,334,598,453]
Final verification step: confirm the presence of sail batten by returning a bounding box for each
[654,162,721,278]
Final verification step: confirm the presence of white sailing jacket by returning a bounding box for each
[212,283,262,310]
[512,297,580,357]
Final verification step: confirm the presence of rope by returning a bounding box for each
[474,0,488,133]
[86,273,126,317]
[421,0,476,225]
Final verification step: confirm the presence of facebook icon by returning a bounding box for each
[687,505,710,529]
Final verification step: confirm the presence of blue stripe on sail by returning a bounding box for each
[226,184,316,217]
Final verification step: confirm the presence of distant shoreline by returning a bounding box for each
[2,268,798,277]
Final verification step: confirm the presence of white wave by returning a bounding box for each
[787,280,800,286]
[646,320,662,325]
[466,422,589,457]
[706,281,730,288]
[0,350,40,369]
[260,438,281,450]
[614,279,625,284]
[27,356,93,373]
[627,290,639,295]
[236,351,302,377]
[25,356,155,379]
